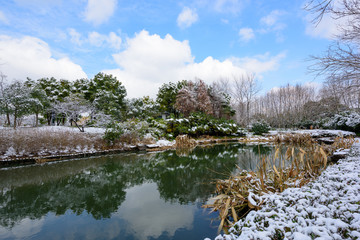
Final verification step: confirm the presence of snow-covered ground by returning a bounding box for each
[0,126,175,160]
[208,139,360,240]
[268,129,355,138]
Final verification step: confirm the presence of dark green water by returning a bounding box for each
[0,143,275,240]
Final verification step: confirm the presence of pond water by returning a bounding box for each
[0,143,276,240]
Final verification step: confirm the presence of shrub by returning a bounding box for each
[251,121,270,135]
[103,119,163,145]
[103,122,124,144]
[296,119,319,129]
[322,111,360,133]
[166,112,245,138]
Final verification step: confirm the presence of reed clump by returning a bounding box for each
[175,134,197,148]
[203,136,356,232]
[271,133,315,144]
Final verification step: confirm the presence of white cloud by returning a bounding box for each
[83,0,117,26]
[68,28,82,45]
[304,0,349,39]
[68,29,122,49]
[88,31,106,47]
[0,35,87,82]
[213,0,244,14]
[305,13,343,39]
[0,11,9,25]
[239,27,255,42]
[0,217,45,239]
[261,10,285,27]
[108,32,122,49]
[259,10,287,42]
[177,7,198,29]
[115,183,194,240]
[260,10,287,32]
[104,30,285,98]
[230,52,286,73]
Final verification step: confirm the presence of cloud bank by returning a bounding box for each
[105,30,285,98]
[0,35,87,82]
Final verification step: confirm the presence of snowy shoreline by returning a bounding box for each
[208,139,360,240]
[0,127,356,167]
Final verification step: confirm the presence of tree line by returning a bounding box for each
[0,72,234,130]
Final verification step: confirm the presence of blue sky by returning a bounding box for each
[0,0,338,98]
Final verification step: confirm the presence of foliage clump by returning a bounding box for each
[166,113,245,138]
[104,119,162,145]
[322,111,360,133]
[251,121,270,135]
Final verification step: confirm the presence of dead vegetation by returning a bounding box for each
[0,127,113,159]
[175,134,197,148]
[203,135,357,233]
[271,133,316,144]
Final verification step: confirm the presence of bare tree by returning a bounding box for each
[306,0,360,105]
[196,79,213,115]
[252,84,316,128]
[233,73,260,126]
[0,72,11,125]
[174,81,197,117]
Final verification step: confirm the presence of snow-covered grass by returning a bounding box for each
[0,126,108,160]
[268,129,355,138]
[0,126,175,160]
[209,140,360,240]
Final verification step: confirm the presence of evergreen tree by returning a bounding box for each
[156,80,187,116]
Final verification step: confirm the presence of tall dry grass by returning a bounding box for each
[203,135,357,233]
[0,127,116,159]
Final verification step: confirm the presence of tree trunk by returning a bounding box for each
[71,119,84,132]
[6,112,10,126]
[13,110,17,130]
[35,112,39,127]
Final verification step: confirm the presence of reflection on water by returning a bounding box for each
[0,143,277,240]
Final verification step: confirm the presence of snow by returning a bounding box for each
[146,139,175,148]
[211,139,360,240]
[268,129,355,137]
[37,126,106,134]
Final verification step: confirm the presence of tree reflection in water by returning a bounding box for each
[0,143,276,239]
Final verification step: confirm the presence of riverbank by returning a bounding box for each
[208,139,360,240]
[0,126,355,167]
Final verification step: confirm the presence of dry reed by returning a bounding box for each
[203,135,357,233]
[175,134,197,148]
[0,127,115,159]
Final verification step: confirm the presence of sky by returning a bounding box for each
[0,0,339,98]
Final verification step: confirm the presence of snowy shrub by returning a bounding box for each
[251,121,270,135]
[104,119,163,144]
[103,122,124,144]
[165,113,244,138]
[322,111,360,132]
[296,119,319,129]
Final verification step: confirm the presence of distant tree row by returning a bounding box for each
[0,72,127,129]
[0,72,236,130]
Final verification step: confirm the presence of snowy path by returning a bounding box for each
[209,140,360,240]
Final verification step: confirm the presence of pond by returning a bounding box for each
[0,143,277,240]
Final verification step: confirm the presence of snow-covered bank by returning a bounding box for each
[268,129,355,138]
[208,139,360,240]
[0,126,175,164]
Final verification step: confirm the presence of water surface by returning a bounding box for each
[0,143,275,240]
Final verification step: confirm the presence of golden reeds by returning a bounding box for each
[203,135,357,233]
[175,134,197,148]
